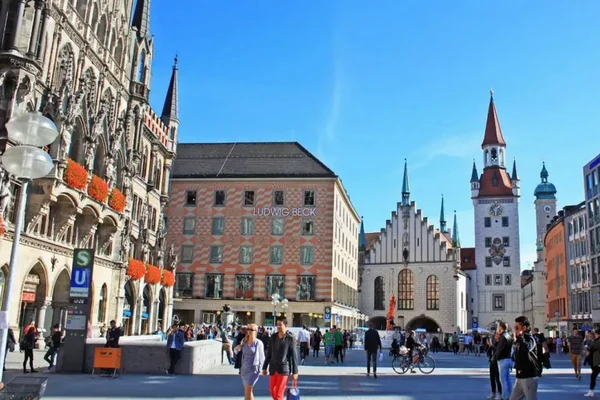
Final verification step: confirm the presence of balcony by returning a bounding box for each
[130,81,149,101]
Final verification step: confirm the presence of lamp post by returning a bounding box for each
[0,112,58,383]
[271,293,288,325]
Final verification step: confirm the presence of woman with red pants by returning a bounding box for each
[262,317,299,400]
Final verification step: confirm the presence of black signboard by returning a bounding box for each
[57,249,95,373]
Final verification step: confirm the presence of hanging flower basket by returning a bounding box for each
[88,175,109,203]
[162,270,175,287]
[0,216,6,236]
[126,258,146,281]
[108,188,126,212]
[145,265,161,284]
[63,159,87,190]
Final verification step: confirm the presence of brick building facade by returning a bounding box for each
[165,142,361,329]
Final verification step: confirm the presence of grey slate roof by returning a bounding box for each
[171,142,337,179]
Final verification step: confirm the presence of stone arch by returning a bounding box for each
[115,150,125,190]
[83,67,97,109]
[405,315,442,333]
[53,43,74,89]
[74,205,100,248]
[123,279,136,335]
[142,284,153,334]
[96,14,108,45]
[97,214,118,257]
[19,262,50,330]
[52,194,79,244]
[50,268,70,330]
[368,316,387,331]
[484,149,489,166]
[158,287,167,329]
[109,28,116,53]
[373,276,385,310]
[96,283,108,324]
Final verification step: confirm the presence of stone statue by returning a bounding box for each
[120,222,132,262]
[168,244,178,270]
[84,141,96,172]
[156,248,165,269]
[59,128,72,162]
[139,202,149,229]
[0,172,11,220]
[141,242,150,264]
[105,157,116,189]
[111,116,125,155]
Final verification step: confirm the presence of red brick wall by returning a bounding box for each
[165,179,335,302]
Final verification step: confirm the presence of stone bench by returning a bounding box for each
[85,334,163,345]
[80,339,222,375]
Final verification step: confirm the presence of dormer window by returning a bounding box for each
[490,148,498,162]
[492,171,499,187]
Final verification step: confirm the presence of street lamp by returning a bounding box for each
[0,112,58,383]
[271,294,288,324]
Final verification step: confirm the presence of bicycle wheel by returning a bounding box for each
[417,355,436,374]
[392,355,409,374]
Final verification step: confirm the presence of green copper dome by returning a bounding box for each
[534,162,556,200]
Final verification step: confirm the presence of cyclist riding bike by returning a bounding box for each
[405,331,427,373]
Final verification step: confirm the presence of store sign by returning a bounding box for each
[253,207,316,217]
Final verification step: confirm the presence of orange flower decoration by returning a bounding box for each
[162,270,175,287]
[63,159,87,190]
[0,216,6,236]
[88,175,109,203]
[109,189,126,213]
[145,265,161,284]
[126,259,146,281]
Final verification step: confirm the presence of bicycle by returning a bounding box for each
[391,345,436,374]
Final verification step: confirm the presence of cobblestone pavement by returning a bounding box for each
[0,347,593,399]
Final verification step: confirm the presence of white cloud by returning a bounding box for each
[409,133,481,171]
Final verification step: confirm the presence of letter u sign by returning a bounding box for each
[74,269,88,286]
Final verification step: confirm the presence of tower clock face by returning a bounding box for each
[490,201,503,216]
[543,204,552,214]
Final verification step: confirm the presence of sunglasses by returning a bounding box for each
[247,329,256,332]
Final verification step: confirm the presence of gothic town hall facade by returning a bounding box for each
[0,0,178,342]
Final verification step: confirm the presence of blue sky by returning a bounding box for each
[148,1,600,269]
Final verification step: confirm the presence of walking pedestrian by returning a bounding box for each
[585,328,600,397]
[165,323,185,375]
[491,321,513,399]
[568,328,584,380]
[236,324,265,400]
[363,323,382,378]
[486,336,502,399]
[262,317,298,400]
[297,325,310,365]
[510,316,540,400]
[43,324,62,371]
[20,323,38,374]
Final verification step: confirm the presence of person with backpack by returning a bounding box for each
[584,328,600,397]
[510,316,540,400]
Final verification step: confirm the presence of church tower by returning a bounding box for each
[533,162,557,261]
[470,91,522,329]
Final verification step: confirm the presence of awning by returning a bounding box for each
[123,311,132,318]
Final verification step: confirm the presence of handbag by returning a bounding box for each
[7,342,14,352]
[287,387,300,400]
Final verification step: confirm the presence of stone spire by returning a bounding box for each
[440,195,446,233]
[481,90,506,148]
[132,0,151,38]
[161,55,179,124]
[511,159,519,180]
[359,217,366,251]
[470,160,479,182]
[401,159,410,206]
[452,210,460,248]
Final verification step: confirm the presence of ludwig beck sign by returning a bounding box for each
[253,207,316,217]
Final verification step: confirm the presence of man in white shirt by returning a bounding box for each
[297,325,311,365]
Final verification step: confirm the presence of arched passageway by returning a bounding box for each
[405,316,442,333]
[369,316,387,331]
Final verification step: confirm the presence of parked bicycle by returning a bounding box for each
[392,345,436,374]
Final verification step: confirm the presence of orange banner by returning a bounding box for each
[93,347,122,369]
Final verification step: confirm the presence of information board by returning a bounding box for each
[57,249,95,373]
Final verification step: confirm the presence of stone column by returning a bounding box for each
[10,0,27,51]
[151,300,160,332]
[26,1,43,57]
[165,301,174,327]
[0,1,9,41]
[254,311,264,325]
[36,7,50,62]
[35,300,51,349]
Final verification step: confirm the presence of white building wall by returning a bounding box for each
[473,197,522,328]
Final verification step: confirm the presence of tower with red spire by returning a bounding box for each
[470,91,522,330]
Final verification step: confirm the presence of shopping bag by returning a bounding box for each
[287,387,300,400]
[378,352,383,362]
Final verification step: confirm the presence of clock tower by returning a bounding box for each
[533,162,558,261]
[470,91,522,329]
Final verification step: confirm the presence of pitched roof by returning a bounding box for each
[460,247,476,270]
[171,142,337,179]
[481,94,506,147]
[478,168,514,197]
[365,233,380,251]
